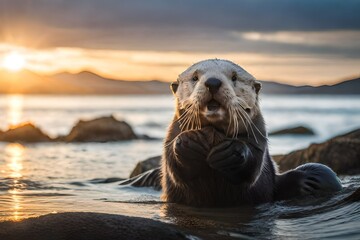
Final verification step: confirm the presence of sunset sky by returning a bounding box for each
[1,0,360,85]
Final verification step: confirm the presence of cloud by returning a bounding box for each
[1,0,359,84]
[234,30,360,58]
[239,31,360,48]
[1,0,360,52]
[1,43,359,85]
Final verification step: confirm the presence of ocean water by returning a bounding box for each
[0,94,359,239]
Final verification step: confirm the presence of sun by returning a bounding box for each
[2,52,26,72]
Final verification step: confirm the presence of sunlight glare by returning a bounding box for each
[2,52,26,72]
[6,143,25,179]
[5,143,25,221]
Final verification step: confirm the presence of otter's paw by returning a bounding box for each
[275,163,342,201]
[173,130,211,163]
[297,163,342,196]
[206,139,250,184]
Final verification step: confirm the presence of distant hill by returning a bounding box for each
[51,71,170,94]
[0,70,170,95]
[260,78,360,94]
[0,69,359,95]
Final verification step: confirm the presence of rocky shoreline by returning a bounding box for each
[0,115,318,143]
[273,128,360,175]
[1,115,359,175]
[0,115,140,143]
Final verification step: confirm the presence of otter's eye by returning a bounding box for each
[192,76,198,82]
[231,75,237,81]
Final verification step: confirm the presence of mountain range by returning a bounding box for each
[0,70,359,95]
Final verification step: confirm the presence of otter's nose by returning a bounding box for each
[205,78,222,94]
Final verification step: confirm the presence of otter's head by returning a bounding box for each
[171,59,262,137]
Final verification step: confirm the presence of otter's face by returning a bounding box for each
[172,59,261,136]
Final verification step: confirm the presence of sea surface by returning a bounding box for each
[0,94,359,239]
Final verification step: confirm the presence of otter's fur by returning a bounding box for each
[160,59,342,207]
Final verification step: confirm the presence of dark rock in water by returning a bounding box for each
[274,128,360,175]
[130,156,161,178]
[89,177,125,184]
[269,125,315,136]
[137,134,161,140]
[0,212,199,240]
[64,115,137,142]
[143,121,162,127]
[53,134,67,142]
[122,168,162,190]
[0,123,52,142]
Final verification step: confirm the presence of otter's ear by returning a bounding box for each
[254,81,261,94]
[170,82,179,94]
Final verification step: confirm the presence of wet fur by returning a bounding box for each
[160,59,342,207]
[161,59,274,206]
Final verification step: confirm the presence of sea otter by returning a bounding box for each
[124,59,342,207]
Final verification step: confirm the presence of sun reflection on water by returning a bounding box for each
[5,143,26,221]
[7,94,24,127]
[6,143,25,178]
[8,189,22,221]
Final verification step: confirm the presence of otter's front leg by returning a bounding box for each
[275,163,342,200]
[168,128,216,180]
[206,139,264,185]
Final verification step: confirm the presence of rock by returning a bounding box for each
[0,123,52,142]
[64,115,137,142]
[52,135,67,142]
[269,125,315,136]
[0,212,200,240]
[89,177,125,184]
[130,156,161,178]
[122,168,162,190]
[143,122,162,127]
[137,134,160,140]
[274,129,360,175]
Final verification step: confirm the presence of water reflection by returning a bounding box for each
[5,143,25,221]
[8,189,22,221]
[160,203,255,229]
[7,94,24,126]
[6,143,24,178]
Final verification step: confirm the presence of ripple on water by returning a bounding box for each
[240,188,360,239]
[0,175,360,239]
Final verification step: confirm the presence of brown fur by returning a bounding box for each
[160,59,276,207]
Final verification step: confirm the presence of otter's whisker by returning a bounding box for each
[237,107,257,142]
[176,106,193,127]
[190,107,197,130]
[178,111,189,128]
[238,107,259,143]
[195,107,201,130]
[183,112,193,130]
[226,107,234,136]
[180,111,192,131]
[164,137,178,148]
[239,106,266,139]
[179,104,198,131]
[236,108,249,138]
[234,109,239,138]
[190,107,198,130]
[235,106,249,133]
